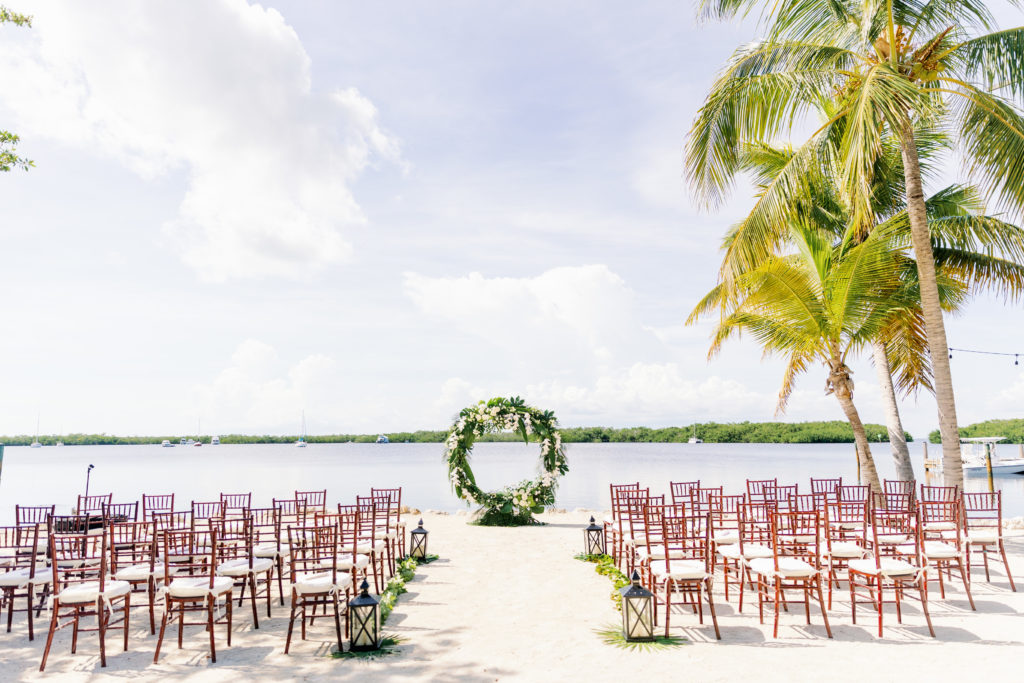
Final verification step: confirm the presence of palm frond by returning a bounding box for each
[948,27,1024,101]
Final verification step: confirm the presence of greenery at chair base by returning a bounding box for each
[574,553,630,611]
[332,554,438,658]
[446,396,569,526]
[594,625,687,651]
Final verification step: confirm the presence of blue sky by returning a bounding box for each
[1,1,1022,439]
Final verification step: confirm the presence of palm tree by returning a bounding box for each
[687,1,1024,487]
[690,219,933,494]
[717,136,1024,481]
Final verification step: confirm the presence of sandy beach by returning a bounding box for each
[2,510,1022,682]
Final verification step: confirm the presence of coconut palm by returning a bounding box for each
[717,136,1024,481]
[687,0,1024,487]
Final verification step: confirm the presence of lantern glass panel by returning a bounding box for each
[350,604,381,650]
[622,595,654,641]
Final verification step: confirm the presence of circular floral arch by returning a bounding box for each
[446,396,569,524]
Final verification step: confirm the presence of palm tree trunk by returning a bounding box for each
[828,360,882,495]
[898,122,963,488]
[872,341,916,482]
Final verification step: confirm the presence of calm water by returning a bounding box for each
[1,442,1022,523]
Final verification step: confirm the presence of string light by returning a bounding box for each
[947,347,1024,366]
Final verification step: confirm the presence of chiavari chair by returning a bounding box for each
[764,484,798,511]
[219,493,252,517]
[849,506,935,637]
[152,511,193,535]
[746,478,777,505]
[349,501,388,593]
[822,500,869,609]
[707,494,743,573]
[689,486,723,515]
[39,530,131,671]
[962,491,1016,591]
[789,493,824,513]
[0,524,50,640]
[722,500,776,611]
[153,528,234,664]
[141,494,174,521]
[76,493,112,516]
[106,520,161,634]
[810,477,842,504]
[749,509,832,638]
[284,524,349,654]
[360,494,397,576]
[634,498,669,588]
[669,481,700,506]
[212,516,274,628]
[273,498,308,532]
[371,487,405,558]
[654,508,720,639]
[621,491,658,578]
[884,479,915,498]
[248,506,288,604]
[191,501,226,531]
[916,499,974,608]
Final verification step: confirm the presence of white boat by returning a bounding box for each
[30,414,41,447]
[211,435,220,445]
[687,424,703,444]
[927,437,1024,475]
[376,434,390,444]
[161,439,173,447]
[29,441,41,448]
[296,411,308,447]
[55,441,63,447]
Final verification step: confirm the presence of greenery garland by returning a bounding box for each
[446,396,569,525]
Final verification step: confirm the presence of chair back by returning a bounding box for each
[789,493,823,513]
[739,500,775,550]
[839,485,869,505]
[102,501,139,523]
[825,500,868,546]
[76,493,112,515]
[884,479,915,497]
[295,490,327,518]
[48,513,101,536]
[810,478,842,503]
[107,520,156,575]
[771,510,822,569]
[15,505,55,527]
[219,493,252,516]
[875,491,915,512]
[191,501,226,530]
[247,507,282,551]
[212,516,254,569]
[669,481,700,506]
[49,530,109,592]
[0,524,41,579]
[159,529,218,588]
[690,486,723,514]
[764,484,798,510]
[961,492,1003,539]
[920,484,958,503]
[152,511,193,535]
[141,494,174,520]
[661,509,711,575]
[273,498,308,530]
[867,506,919,563]
[918,499,962,544]
[746,478,778,504]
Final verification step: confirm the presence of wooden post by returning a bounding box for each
[1019,443,1023,460]
[855,443,862,484]
[986,443,995,493]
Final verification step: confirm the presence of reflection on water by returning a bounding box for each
[1,441,1022,523]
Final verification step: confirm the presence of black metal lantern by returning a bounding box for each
[410,518,429,559]
[584,516,605,555]
[620,570,654,642]
[348,579,381,651]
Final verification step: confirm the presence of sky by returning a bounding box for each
[1,0,1023,439]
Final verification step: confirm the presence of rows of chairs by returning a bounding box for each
[604,478,1016,639]
[0,487,408,670]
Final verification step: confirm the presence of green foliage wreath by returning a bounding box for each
[446,396,569,525]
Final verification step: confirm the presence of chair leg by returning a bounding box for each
[875,576,884,638]
[148,579,156,635]
[815,577,832,638]
[276,557,286,605]
[957,558,975,610]
[249,575,260,629]
[333,593,343,653]
[97,599,107,668]
[226,592,233,647]
[772,578,780,638]
[999,542,1017,592]
[920,577,935,637]
[706,580,721,640]
[39,602,59,672]
[123,594,131,652]
[153,602,169,663]
[285,592,297,654]
[27,585,35,641]
[207,597,217,663]
[663,581,672,638]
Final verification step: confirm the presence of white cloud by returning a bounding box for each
[0,0,403,280]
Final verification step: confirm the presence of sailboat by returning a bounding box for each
[296,411,308,447]
[30,414,42,448]
[687,424,703,444]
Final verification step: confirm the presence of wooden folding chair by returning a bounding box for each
[284,524,350,654]
[0,524,50,640]
[107,520,161,634]
[962,491,1016,591]
[141,494,174,521]
[213,516,274,628]
[654,507,720,639]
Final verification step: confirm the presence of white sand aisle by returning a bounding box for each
[3,511,1024,681]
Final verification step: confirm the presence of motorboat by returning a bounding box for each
[161,439,173,447]
[376,434,390,444]
[296,411,308,447]
[926,437,1024,475]
[211,435,220,445]
[687,424,702,444]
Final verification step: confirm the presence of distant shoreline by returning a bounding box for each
[0,420,911,446]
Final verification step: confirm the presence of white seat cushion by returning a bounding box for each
[357,541,387,554]
[635,545,687,561]
[748,557,818,578]
[967,531,999,544]
[825,541,867,559]
[849,558,920,578]
[254,542,288,558]
[59,580,130,604]
[0,566,52,587]
[712,532,739,545]
[217,557,274,577]
[292,571,353,596]
[650,559,708,580]
[374,531,398,541]
[866,528,909,544]
[718,543,772,560]
[396,520,407,528]
[319,554,370,571]
[115,563,168,582]
[167,576,233,598]
[923,522,957,532]
[923,541,959,559]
